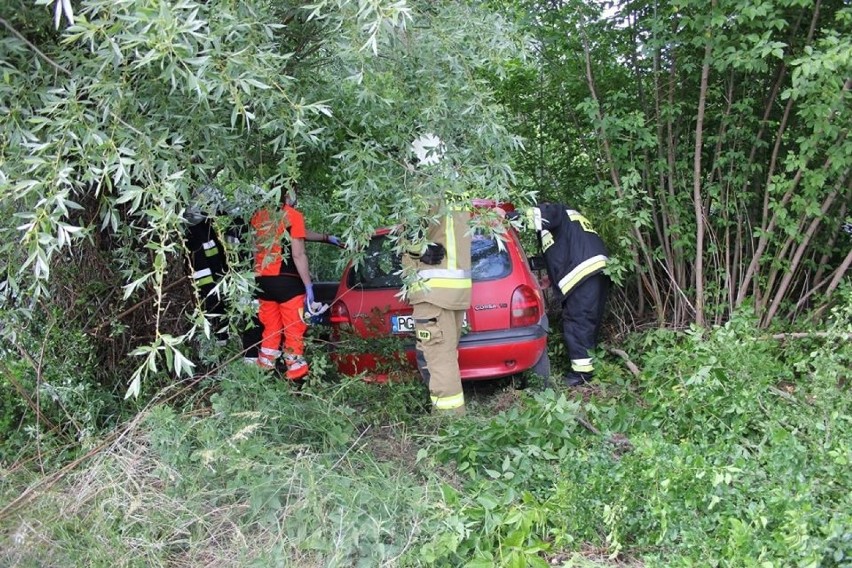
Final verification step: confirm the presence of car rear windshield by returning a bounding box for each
[349,233,511,289]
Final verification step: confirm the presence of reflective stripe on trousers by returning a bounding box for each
[431,392,465,410]
[258,347,281,369]
[414,303,465,413]
[202,240,219,257]
[571,358,594,373]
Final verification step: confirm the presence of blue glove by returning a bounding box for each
[305,283,314,306]
[327,235,344,248]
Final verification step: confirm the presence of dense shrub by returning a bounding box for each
[419,307,852,566]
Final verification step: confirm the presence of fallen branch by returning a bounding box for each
[576,414,601,436]
[606,348,641,377]
[86,276,188,334]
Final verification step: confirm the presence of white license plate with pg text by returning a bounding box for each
[391,315,415,334]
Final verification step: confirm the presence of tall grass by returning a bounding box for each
[2,300,851,567]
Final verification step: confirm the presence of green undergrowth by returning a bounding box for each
[2,306,851,567]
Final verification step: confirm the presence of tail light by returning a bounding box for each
[330,301,352,331]
[510,285,540,328]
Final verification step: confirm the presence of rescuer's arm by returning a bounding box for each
[305,229,344,247]
[290,236,314,303]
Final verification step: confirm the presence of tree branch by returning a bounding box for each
[607,347,641,378]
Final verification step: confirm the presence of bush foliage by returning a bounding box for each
[2,306,850,566]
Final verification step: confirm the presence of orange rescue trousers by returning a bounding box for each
[257,294,309,380]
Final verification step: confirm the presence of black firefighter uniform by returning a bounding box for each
[184,215,230,344]
[527,203,609,377]
[403,206,472,413]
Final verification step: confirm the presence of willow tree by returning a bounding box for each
[491,0,851,329]
[0,0,525,402]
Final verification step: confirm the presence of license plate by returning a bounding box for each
[391,315,415,334]
[392,313,468,334]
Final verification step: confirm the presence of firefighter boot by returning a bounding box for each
[563,372,591,387]
[285,354,309,381]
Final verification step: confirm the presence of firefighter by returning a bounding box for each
[251,186,340,382]
[509,202,610,387]
[403,199,472,414]
[220,208,264,364]
[184,185,230,345]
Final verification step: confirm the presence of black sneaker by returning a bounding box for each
[563,372,591,387]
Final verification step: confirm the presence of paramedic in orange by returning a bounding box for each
[251,187,317,381]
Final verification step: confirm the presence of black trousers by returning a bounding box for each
[187,250,230,343]
[561,273,609,375]
[241,313,263,361]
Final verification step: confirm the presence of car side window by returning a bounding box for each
[350,236,403,289]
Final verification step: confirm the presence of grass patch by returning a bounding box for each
[2,310,851,567]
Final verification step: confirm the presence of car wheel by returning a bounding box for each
[531,349,551,379]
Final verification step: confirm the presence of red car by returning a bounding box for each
[328,201,551,384]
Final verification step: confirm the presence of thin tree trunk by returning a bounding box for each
[810,247,852,322]
[824,247,852,298]
[580,24,664,323]
[763,183,842,326]
[736,1,823,308]
[692,1,715,328]
[665,26,686,311]
[651,7,679,323]
[814,202,847,284]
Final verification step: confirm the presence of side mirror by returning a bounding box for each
[528,255,546,272]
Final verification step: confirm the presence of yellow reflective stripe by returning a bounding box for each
[202,240,219,256]
[558,255,608,295]
[431,392,465,410]
[568,211,598,234]
[197,276,214,286]
[419,268,470,279]
[528,208,543,231]
[446,215,457,270]
[413,277,472,290]
[571,359,594,373]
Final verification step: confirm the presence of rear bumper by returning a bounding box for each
[458,326,548,380]
[332,324,548,381]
